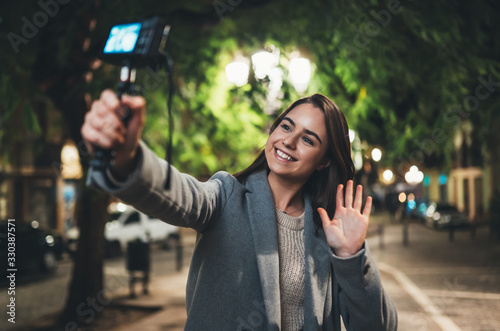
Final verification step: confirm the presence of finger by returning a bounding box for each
[345,180,353,208]
[122,94,146,127]
[362,196,373,218]
[353,184,363,212]
[317,208,330,226]
[88,108,119,132]
[92,99,115,120]
[122,94,146,110]
[102,113,126,140]
[336,184,344,209]
[81,123,114,149]
[80,123,95,156]
[87,110,125,144]
[101,89,121,110]
[101,89,133,122]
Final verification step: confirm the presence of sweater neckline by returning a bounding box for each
[275,206,305,231]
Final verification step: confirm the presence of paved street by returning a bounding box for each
[113,217,500,331]
[368,217,500,331]
[0,231,196,331]
[2,215,500,331]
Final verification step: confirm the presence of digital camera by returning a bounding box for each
[100,16,170,68]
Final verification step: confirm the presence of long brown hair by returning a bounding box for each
[234,94,355,228]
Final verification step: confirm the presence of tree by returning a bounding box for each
[0,0,273,327]
[1,0,499,328]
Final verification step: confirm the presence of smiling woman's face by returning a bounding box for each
[265,103,330,183]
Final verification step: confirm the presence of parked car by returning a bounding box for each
[0,220,64,274]
[66,207,180,256]
[424,203,470,229]
[105,207,180,253]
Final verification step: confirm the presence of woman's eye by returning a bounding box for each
[281,124,291,131]
[303,137,314,145]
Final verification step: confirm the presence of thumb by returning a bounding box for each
[112,95,146,169]
[122,94,146,110]
[317,208,331,227]
[121,95,146,125]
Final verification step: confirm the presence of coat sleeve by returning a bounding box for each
[86,140,235,232]
[331,242,398,331]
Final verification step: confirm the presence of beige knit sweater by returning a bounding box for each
[276,207,305,331]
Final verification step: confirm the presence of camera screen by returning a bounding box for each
[103,23,142,54]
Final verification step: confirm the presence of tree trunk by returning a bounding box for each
[31,1,111,327]
[60,180,109,326]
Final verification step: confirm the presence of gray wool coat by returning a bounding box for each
[87,141,397,331]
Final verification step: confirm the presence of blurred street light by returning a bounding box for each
[61,140,82,179]
[225,61,250,87]
[348,129,363,171]
[354,152,363,172]
[405,165,424,185]
[268,67,283,92]
[382,169,394,184]
[348,129,356,143]
[398,192,407,203]
[288,57,311,93]
[226,48,312,114]
[251,49,279,80]
[371,148,382,162]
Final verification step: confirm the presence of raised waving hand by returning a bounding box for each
[318,180,372,258]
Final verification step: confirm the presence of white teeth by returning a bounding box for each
[276,149,294,161]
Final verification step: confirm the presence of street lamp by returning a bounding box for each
[382,169,394,184]
[61,141,82,179]
[398,192,407,203]
[348,129,363,171]
[348,129,356,143]
[268,67,283,92]
[225,61,250,87]
[225,49,312,114]
[405,165,424,185]
[251,49,279,80]
[371,148,382,162]
[288,57,311,93]
[226,49,311,94]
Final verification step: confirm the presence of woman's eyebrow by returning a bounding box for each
[283,117,323,144]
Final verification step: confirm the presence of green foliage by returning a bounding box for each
[1,0,499,177]
[142,46,269,177]
[22,102,42,135]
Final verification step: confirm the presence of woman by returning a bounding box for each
[82,90,397,330]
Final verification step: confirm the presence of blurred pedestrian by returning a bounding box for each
[82,90,397,330]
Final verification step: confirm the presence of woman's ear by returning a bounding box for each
[317,160,331,172]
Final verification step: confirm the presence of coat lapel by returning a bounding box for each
[245,170,281,328]
[245,170,332,329]
[303,194,332,329]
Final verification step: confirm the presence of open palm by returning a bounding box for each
[318,180,372,258]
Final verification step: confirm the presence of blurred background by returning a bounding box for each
[1,0,500,330]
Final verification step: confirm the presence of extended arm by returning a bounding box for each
[82,90,232,231]
[87,141,233,231]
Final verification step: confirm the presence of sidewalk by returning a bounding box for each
[110,230,196,331]
[110,215,500,331]
[369,218,500,331]
[111,267,189,331]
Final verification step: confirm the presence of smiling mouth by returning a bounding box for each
[275,148,297,162]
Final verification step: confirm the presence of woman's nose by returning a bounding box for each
[283,135,298,149]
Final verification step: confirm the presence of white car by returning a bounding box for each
[66,207,179,256]
[105,207,180,253]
